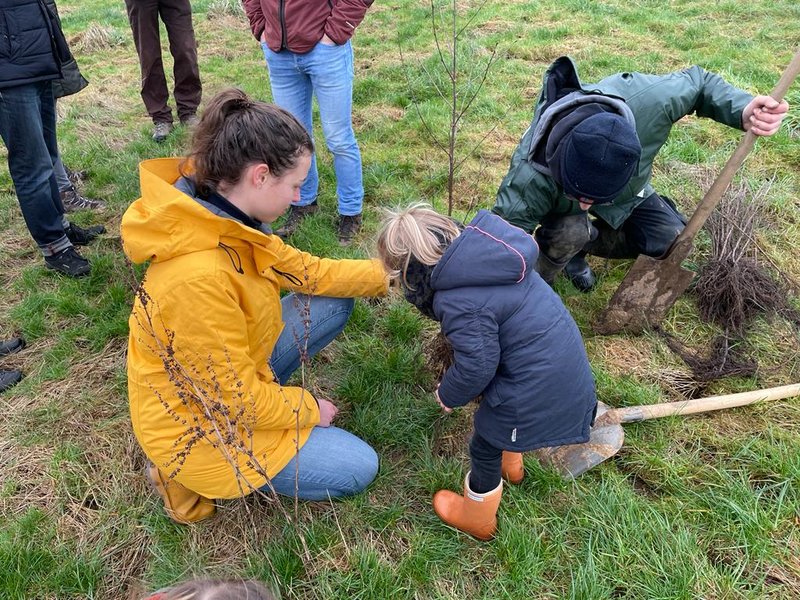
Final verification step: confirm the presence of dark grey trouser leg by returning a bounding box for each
[584,193,686,259]
[534,213,594,284]
[587,221,637,259]
[616,192,687,258]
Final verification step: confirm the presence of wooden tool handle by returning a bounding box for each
[615,383,800,423]
[675,49,800,248]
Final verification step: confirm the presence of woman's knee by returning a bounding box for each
[329,296,355,317]
[338,441,379,496]
[292,427,379,499]
[323,129,359,155]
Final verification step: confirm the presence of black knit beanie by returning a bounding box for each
[551,112,641,204]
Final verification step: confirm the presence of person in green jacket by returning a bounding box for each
[492,56,789,291]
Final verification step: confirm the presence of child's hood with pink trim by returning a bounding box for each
[431,209,538,291]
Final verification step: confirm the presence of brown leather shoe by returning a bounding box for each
[146,463,216,524]
[337,213,362,246]
[275,202,319,238]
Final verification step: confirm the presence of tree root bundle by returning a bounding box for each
[693,178,799,334]
[425,330,454,382]
[694,256,800,334]
[663,178,798,390]
[658,329,757,386]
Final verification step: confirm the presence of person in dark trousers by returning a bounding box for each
[124,0,202,142]
[0,336,25,393]
[243,0,373,246]
[377,205,597,540]
[47,0,105,212]
[0,0,104,277]
[493,56,789,292]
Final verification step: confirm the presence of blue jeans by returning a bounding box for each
[264,294,379,500]
[0,82,70,256]
[261,40,363,216]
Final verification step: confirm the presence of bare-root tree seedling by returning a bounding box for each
[661,177,800,389]
[694,178,800,333]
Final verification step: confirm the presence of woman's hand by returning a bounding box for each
[435,387,452,413]
[317,398,339,427]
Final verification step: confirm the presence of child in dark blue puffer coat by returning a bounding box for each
[377,204,597,540]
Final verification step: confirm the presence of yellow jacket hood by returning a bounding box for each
[122,158,275,265]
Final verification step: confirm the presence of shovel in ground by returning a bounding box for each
[533,383,800,479]
[594,50,800,335]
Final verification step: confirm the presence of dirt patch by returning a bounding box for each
[588,336,654,378]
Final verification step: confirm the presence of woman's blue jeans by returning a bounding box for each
[261,40,364,216]
[263,294,378,501]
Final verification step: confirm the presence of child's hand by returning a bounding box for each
[435,387,453,413]
[317,398,339,427]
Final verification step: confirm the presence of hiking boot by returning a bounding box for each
[45,246,90,277]
[65,166,87,185]
[337,213,362,247]
[65,222,105,246]
[564,253,596,292]
[0,337,25,357]
[152,121,173,143]
[275,202,319,238]
[0,370,23,393]
[60,187,107,212]
[180,114,199,128]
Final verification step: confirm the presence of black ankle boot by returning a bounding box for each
[564,254,596,292]
[0,370,23,393]
[45,247,91,277]
[65,222,105,246]
[0,337,24,356]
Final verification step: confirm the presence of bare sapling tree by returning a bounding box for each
[401,0,500,216]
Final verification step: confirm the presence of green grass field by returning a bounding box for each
[1,1,799,598]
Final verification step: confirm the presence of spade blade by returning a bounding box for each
[594,252,695,335]
[532,402,624,479]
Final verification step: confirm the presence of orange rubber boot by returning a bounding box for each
[432,472,502,541]
[501,451,525,484]
[146,464,216,524]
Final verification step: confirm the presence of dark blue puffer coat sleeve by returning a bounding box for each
[436,300,501,408]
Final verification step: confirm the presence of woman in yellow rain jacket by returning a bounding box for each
[122,89,388,523]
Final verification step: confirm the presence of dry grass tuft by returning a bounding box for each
[75,24,126,52]
[588,336,654,378]
[206,0,246,20]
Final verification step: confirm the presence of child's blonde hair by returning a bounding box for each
[376,204,462,286]
[146,578,275,600]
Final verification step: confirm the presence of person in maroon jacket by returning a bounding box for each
[243,0,373,246]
